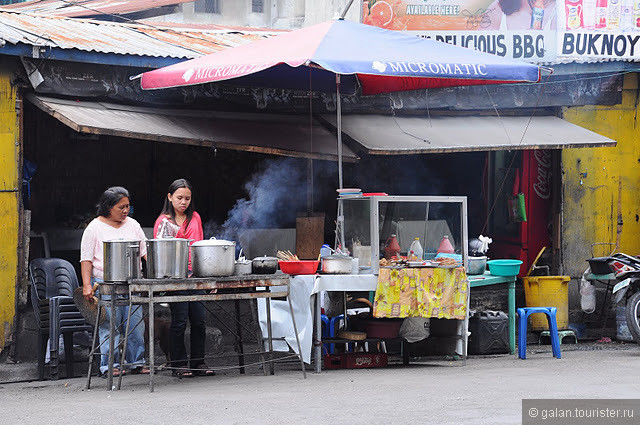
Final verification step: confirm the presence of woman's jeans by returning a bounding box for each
[170,291,206,368]
[94,279,146,373]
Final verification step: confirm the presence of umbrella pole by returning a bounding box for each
[335,74,346,251]
[336,74,343,190]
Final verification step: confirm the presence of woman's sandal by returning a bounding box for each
[172,368,194,378]
[101,368,124,378]
[129,366,150,375]
[192,364,215,377]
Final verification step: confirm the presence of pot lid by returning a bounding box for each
[191,238,235,247]
[104,239,141,243]
[252,256,278,261]
[147,238,191,242]
[325,254,353,260]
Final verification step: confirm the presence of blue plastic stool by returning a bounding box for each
[320,314,347,353]
[320,314,330,353]
[517,307,561,359]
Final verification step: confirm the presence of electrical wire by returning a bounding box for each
[480,71,553,236]
[389,94,431,144]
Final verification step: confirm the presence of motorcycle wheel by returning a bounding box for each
[624,291,640,344]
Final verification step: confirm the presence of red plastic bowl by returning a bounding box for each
[278,260,319,275]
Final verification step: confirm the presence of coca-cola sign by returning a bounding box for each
[533,150,552,200]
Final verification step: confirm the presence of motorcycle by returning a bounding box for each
[609,253,640,343]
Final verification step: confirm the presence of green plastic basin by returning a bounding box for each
[486,259,523,276]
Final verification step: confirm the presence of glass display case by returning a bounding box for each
[340,195,468,275]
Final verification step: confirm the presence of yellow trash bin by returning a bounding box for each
[523,276,571,330]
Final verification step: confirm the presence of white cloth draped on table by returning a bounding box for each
[257,274,378,364]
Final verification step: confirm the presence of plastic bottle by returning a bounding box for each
[409,238,424,260]
[437,236,455,254]
[596,0,608,28]
[384,234,401,260]
[530,0,545,29]
[320,244,332,258]
[633,0,640,29]
[621,0,634,30]
[607,0,621,29]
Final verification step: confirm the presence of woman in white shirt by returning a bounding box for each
[80,186,149,377]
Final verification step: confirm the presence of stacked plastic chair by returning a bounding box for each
[29,258,93,379]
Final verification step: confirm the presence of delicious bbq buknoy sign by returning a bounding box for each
[362,0,640,62]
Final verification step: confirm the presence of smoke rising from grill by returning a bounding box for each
[217,158,307,242]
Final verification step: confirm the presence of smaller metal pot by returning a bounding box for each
[466,256,487,275]
[252,256,278,274]
[321,254,353,274]
[234,260,252,276]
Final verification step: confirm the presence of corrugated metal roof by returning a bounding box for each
[1,0,194,17]
[0,10,279,59]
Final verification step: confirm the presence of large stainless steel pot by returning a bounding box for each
[191,238,236,277]
[321,254,353,274]
[146,238,191,279]
[103,239,142,282]
[252,256,278,274]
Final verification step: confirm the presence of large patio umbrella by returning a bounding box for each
[139,18,545,188]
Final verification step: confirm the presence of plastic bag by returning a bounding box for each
[156,217,180,239]
[399,317,430,343]
[580,267,596,313]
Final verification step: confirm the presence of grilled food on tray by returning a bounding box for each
[434,257,461,266]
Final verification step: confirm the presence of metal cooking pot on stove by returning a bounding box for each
[252,256,278,274]
[146,238,191,279]
[103,239,142,282]
[191,238,236,277]
[321,254,353,274]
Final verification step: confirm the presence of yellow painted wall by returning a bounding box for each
[0,68,18,350]
[562,73,640,277]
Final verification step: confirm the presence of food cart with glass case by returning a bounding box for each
[340,195,468,272]
[312,195,470,369]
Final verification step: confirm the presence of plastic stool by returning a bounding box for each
[517,307,561,359]
[320,314,330,353]
[320,314,347,354]
[330,314,350,353]
[539,329,577,345]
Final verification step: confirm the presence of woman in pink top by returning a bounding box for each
[154,179,213,377]
[80,186,148,377]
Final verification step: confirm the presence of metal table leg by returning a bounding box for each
[599,282,613,335]
[249,298,268,376]
[234,300,245,374]
[148,289,155,393]
[86,299,102,390]
[117,296,133,390]
[508,278,516,354]
[107,292,116,391]
[314,293,322,373]
[287,294,307,379]
[265,296,274,375]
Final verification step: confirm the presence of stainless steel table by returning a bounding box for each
[87,274,306,392]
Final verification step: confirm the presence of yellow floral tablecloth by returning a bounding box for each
[373,267,468,319]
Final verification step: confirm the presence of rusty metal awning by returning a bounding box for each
[321,114,616,155]
[27,94,357,162]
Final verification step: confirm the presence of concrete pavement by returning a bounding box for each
[1,343,639,424]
